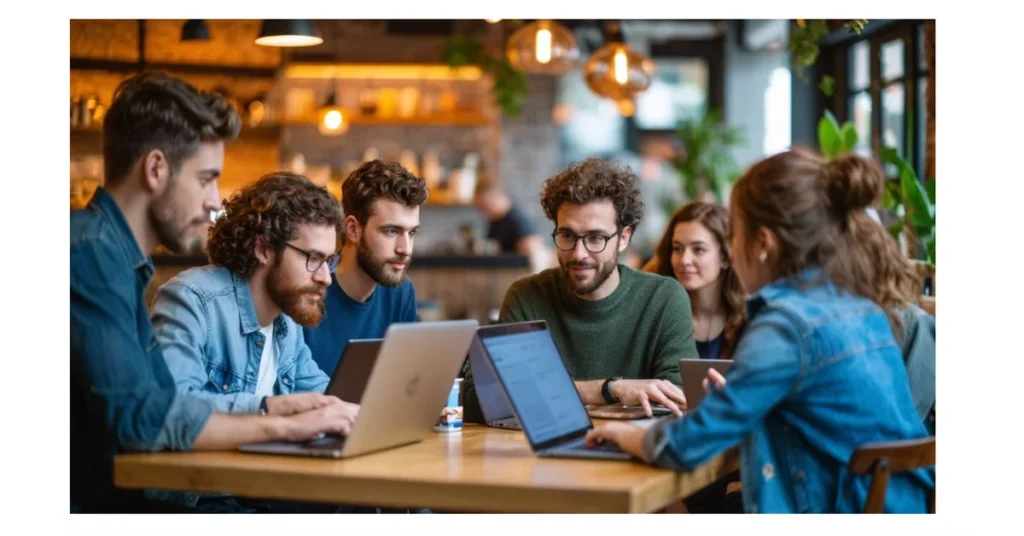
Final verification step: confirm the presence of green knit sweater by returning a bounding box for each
[462,264,698,423]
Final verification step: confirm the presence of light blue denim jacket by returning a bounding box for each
[641,268,935,513]
[150,265,330,414]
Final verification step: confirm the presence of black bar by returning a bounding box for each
[70,58,278,78]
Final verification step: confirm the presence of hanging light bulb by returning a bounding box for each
[316,81,348,136]
[506,20,579,75]
[535,28,552,64]
[584,42,655,102]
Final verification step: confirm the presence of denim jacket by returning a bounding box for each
[641,269,935,513]
[150,265,330,414]
[71,188,215,512]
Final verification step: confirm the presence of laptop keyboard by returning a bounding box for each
[554,436,623,454]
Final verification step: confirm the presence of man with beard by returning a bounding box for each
[147,172,364,511]
[302,159,426,376]
[462,158,698,422]
[71,73,357,514]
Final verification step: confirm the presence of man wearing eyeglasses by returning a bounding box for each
[152,171,352,417]
[302,159,426,376]
[462,158,698,422]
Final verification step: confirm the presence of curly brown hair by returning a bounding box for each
[730,146,920,336]
[103,72,240,185]
[207,172,343,276]
[540,158,645,230]
[652,202,746,357]
[341,159,428,228]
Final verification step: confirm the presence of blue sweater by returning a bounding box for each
[302,274,419,375]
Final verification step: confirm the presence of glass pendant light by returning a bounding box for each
[505,20,580,75]
[584,41,655,102]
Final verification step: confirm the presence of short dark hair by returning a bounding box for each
[103,72,241,185]
[341,160,428,226]
[539,157,645,230]
[207,172,343,276]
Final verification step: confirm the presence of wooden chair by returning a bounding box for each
[848,436,936,513]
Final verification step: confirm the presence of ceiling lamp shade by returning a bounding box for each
[255,20,323,47]
[584,42,655,102]
[181,20,210,42]
[505,20,580,75]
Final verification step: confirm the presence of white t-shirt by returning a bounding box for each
[254,324,278,397]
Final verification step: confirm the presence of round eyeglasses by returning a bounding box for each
[284,243,340,273]
[551,229,622,254]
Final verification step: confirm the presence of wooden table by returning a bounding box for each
[114,423,738,513]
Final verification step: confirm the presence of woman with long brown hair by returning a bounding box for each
[646,202,745,360]
[587,147,934,513]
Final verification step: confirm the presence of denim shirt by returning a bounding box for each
[641,269,935,513]
[150,265,329,414]
[71,188,215,512]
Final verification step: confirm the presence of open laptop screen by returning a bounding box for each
[480,328,591,446]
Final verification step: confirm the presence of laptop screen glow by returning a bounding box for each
[481,329,591,445]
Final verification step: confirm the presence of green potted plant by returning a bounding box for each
[817,110,936,295]
[671,108,745,206]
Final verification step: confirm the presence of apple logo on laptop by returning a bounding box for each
[405,374,420,397]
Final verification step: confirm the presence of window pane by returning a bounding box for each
[634,58,709,130]
[881,39,905,82]
[849,41,870,90]
[881,82,906,177]
[917,76,928,177]
[849,91,872,157]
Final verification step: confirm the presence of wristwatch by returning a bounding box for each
[259,396,269,416]
[601,377,622,405]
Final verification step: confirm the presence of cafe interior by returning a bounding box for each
[68,18,938,516]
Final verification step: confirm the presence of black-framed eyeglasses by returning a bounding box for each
[284,243,340,273]
[551,228,622,253]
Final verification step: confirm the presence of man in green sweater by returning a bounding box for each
[463,157,698,422]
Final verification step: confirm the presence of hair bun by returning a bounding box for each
[824,153,885,212]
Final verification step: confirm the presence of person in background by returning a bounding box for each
[473,178,550,273]
[644,202,745,361]
[586,148,935,513]
[70,72,354,513]
[462,158,697,422]
[302,160,425,376]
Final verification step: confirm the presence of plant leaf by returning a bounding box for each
[818,115,841,157]
[840,123,858,153]
[899,159,934,230]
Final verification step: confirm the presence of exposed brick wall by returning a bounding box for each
[70,20,138,62]
[499,74,561,234]
[144,20,280,67]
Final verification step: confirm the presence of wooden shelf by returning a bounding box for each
[280,113,490,128]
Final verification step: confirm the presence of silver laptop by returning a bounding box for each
[678,358,732,409]
[239,320,478,459]
[475,321,632,461]
[468,329,522,430]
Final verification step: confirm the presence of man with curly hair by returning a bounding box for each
[303,159,427,375]
[147,172,365,512]
[71,73,356,514]
[463,158,698,422]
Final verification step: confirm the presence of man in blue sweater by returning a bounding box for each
[303,160,427,375]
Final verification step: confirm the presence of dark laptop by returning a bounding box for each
[468,329,522,430]
[475,321,632,461]
[324,339,384,403]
